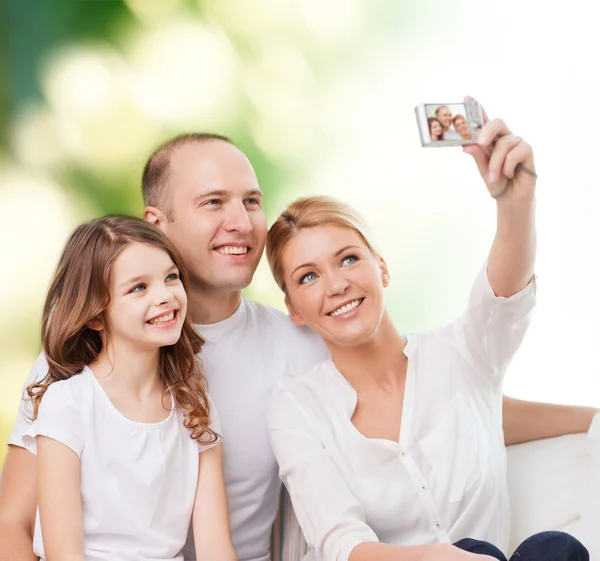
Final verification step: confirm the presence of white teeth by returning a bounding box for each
[216,246,248,255]
[148,310,175,325]
[329,299,362,317]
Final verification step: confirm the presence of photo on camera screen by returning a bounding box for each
[426,103,473,142]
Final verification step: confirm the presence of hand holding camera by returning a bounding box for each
[416,96,537,200]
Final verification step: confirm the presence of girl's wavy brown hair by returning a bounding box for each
[26,215,218,445]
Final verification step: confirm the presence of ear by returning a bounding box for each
[86,316,104,331]
[377,256,391,288]
[144,206,168,232]
[284,295,307,326]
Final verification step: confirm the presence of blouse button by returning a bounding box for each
[400,450,405,456]
[435,521,440,528]
[421,485,426,490]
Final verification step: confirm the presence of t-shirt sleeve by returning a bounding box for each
[8,352,51,449]
[453,261,537,386]
[197,394,222,453]
[22,380,86,457]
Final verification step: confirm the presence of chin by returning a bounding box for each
[215,272,256,292]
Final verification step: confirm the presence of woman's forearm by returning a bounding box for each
[503,396,599,446]
[487,197,536,298]
[350,541,474,561]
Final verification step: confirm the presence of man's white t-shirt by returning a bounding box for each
[9,299,330,561]
[20,366,220,561]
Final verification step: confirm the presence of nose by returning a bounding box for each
[223,201,253,234]
[154,283,176,307]
[325,269,350,297]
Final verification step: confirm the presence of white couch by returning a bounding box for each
[272,417,600,561]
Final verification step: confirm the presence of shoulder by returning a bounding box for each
[24,351,50,387]
[268,360,349,424]
[244,299,330,356]
[41,371,94,409]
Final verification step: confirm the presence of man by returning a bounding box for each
[0,133,597,561]
[435,105,461,140]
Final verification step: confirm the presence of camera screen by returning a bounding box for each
[425,103,471,141]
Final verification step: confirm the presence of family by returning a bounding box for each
[428,104,472,141]
[0,105,597,561]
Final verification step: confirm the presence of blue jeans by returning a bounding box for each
[454,531,589,561]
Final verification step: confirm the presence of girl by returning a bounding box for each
[265,107,588,561]
[428,116,444,140]
[24,216,236,561]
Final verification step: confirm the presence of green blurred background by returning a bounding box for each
[1,0,599,466]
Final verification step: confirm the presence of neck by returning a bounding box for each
[89,340,161,395]
[327,311,407,390]
[188,287,242,325]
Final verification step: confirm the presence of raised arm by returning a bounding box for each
[462,106,599,443]
[463,99,537,297]
[0,447,38,561]
[37,437,85,561]
[192,444,237,561]
[268,390,491,561]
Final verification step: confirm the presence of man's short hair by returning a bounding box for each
[141,132,233,221]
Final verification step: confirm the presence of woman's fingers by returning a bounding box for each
[502,141,535,179]
[462,144,489,177]
[488,134,522,181]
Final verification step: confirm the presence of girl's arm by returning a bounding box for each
[37,436,84,561]
[192,443,237,561]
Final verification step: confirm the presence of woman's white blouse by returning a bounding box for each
[268,266,536,561]
[24,367,220,561]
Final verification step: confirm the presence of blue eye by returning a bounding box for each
[166,272,179,282]
[300,272,318,284]
[341,255,358,266]
[130,284,146,293]
[245,198,260,206]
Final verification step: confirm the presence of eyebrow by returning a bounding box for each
[290,245,361,277]
[120,264,179,289]
[192,189,263,206]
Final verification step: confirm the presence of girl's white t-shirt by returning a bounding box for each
[23,366,220,561]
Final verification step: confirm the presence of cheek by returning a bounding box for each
[250,212,268,240]
[289,286,321,319]
[105,299,135,330]
[175,285,188,312]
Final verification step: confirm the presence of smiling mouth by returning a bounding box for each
[215,246,249,255]
[328,298,364,317]
[147,309,178,325]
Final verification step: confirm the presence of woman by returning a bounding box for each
[428,116,444,140]
[265,108,588,561]
[453,114,472,140]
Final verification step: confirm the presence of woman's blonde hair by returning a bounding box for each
[266,195,378,292]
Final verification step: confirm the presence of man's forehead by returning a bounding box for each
[170,141,255,178]
[167,141,260,197]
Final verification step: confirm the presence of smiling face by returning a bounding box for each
[429,118,443,140]
[435,106,453,129]
[281,225,390,348]
[154,140,267,294]
[453,115,471,139]
[103,241,187,351]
